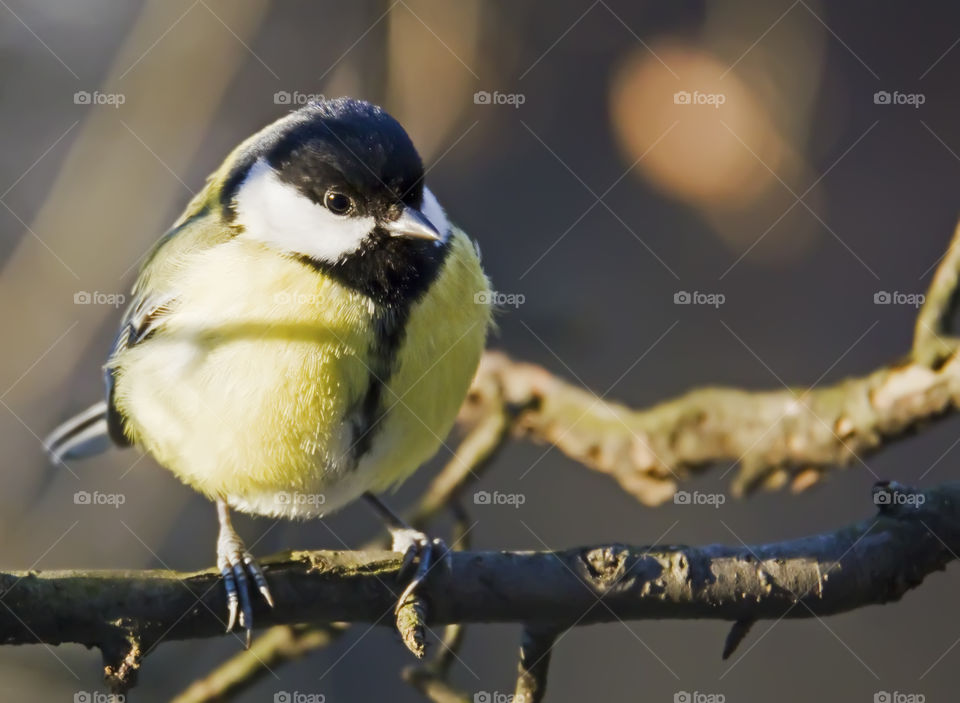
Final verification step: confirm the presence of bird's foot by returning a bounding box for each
[216,505,273,647]
[390,527,451,613]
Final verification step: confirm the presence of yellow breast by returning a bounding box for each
[112,229,491,517]
[358,231,492,492]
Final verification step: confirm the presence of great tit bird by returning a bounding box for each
[45,97,492,643]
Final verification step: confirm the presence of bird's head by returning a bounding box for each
[223,98,450,302]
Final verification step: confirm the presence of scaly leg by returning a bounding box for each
[363,492,451,612]
[216,498,274,646]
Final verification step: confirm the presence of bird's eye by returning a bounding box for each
[324,190,353,216]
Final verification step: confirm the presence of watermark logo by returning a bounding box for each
[874,692,925,703]
[274,693,326,703]
[873,91,925,108]
[674,291,725,308]
[74,91,126,108]
[274,291,326,306]
[474,90,526,108]
[74,694,125,703]
[473,693,527,703]
[474,490,526,508]
[475,291,525,308]
[74,291,126,308]
[74,491,126,508]
[275,491,326,508]
[674,693,725,703]
[274,91,326,106]
[873,491,925,508]
[674,490,726,509]
[873,291,924,308]
[673,91,726,108]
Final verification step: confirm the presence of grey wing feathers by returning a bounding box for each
[104,291,178,445]
[43,401,111,463]
[44,292,178,465]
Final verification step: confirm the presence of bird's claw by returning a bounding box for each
[391,528,451,613]
[217,538,273,647]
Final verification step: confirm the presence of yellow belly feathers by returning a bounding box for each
[112,230,490,517]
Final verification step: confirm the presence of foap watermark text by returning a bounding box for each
[474,91,525,108]
[476,291,525,307]
[474,490,526,508]
[274,692,325,703]
[874,692,925,703]
[873,91,925,108]
[74,91,125,108]
[674,692,725,703]
[674,91,725,108]
[474,693,527,703]
[675,291,725,308]
[874,291,924,308]
[74,693,125,703]
[274,91,325,106]
[873,491,925,507]
[75,291,126,308]
[74,491,125,508]
[275,492,326,508]
[674,490,726,508]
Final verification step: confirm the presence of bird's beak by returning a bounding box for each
[384,206,442,240]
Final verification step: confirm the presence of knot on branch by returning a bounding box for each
[581,545,630,588]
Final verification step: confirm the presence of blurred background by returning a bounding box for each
[1,1,959,700]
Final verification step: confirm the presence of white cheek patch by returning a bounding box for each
[421,187,451,242]
[233,158,375,264]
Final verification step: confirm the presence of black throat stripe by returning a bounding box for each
[297,233,451,462]
[351,305,407,459]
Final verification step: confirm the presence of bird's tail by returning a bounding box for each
[44,401,111,464]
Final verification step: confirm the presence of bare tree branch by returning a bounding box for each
[467,348,960,502]
[174,424,506,702]
[3,482,958,694]
[464,224,960,505]
[381,221,960,521]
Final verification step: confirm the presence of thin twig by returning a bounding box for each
[402,502,475,702]
[172,625,347,703]
[515,624,563,703]
[915,219,960,364]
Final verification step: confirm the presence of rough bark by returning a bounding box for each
[1,482,955,686]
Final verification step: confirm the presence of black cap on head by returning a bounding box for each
[224,98,426,222]
[222,97,449,309]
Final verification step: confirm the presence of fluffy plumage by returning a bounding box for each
[112,227,488,517]
[53,98,492,519]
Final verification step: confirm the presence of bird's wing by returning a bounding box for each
[104,194,241,445]
[44,290,181,457]
[104,290,179,446]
